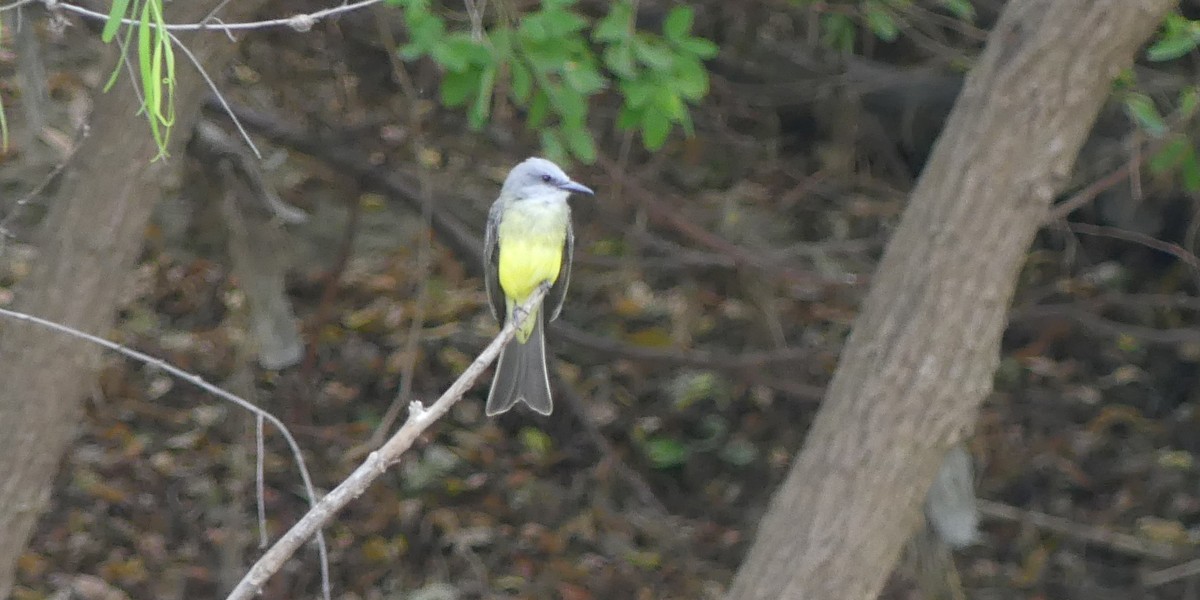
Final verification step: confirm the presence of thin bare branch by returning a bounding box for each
[30,0,385,32]
[225,284,551,600]
[1144,557,1200,588]
[1010,302,1200,345]
[977,499,1181,561]
[167,31,262,159]
[0,306,332,595]
[0,0,38,12]
[1063,221,1200,290]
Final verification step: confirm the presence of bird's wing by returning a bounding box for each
[484,200,506,322]
[546,218,573,322]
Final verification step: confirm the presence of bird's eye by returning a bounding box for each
[540,174,553,183]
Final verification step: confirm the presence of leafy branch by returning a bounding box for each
[798,0,976,53]
[101,0,176,159]
[389,0,717,163]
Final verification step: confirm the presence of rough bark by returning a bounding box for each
[725,1,1175,599]
[0,2,268,595]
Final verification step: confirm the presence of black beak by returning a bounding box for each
[558,181,594,195]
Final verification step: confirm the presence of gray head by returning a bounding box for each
[500,157,594,200]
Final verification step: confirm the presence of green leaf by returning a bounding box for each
[1179,86,1200,119]
[520,41,559,72]
[520,7,586,44]
[1124,93,1167,137]
[1146,14,1197,62]
[468,63,495,128]
[562,123,596,163]
[518,12,550,42]
[432,34,490,72]
[490,26,513,55]
[672,57,708,100]
[941,0,975,22]
[603,44,636,78]
[440,70,479,106]
[632,37,675,70]
[102,0,130,43]
[821,13,856,53]
[137,2,152,102]
[510,60,533,102]
[594,1,633,42]
[1112,68,1135,92]
[1147,30,1200,62]
[548,84,587,122]
[653,88,686,121]
[617,105,641,130]
[1181,147,1200,193]
[1149,136,1190,174]
[663,6,694,42]
[671,371,720,409]
[644,437,689,469]
[641,109,671,149]
[540,128,567,163]
[103,20,136,92]
[137,1,156,149]
[678,37,719,59]
[541,7,588,37]
[865,2,899,42]
[140,0,174,159]
[621,77,655,108]
[563,63,606,94]
[400,9,446,59]
[528,90,550,127]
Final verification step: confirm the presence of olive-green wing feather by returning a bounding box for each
[483,200,506,322]
[546,218,572,321]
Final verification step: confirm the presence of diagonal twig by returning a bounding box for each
[977,498,1181,561]
[225,284,550,600]
[0,306,331,593]
[1144,556,1200,587]
[1062,221,1200,291]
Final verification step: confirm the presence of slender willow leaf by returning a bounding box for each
[102,0,131,42]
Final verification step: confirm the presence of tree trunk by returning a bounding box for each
[0,2,268,595]
[726,1,1174,599]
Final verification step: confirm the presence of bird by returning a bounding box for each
[483,157,593,416]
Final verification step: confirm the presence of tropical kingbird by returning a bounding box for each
[484,157,593,416]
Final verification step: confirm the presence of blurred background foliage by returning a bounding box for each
[4,0,1200,598]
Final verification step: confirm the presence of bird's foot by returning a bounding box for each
[512,304,530,325]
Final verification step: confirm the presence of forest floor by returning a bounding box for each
[5,3,1200,600]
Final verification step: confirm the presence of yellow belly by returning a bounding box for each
[497,236,563,303]
[495,198,569,341]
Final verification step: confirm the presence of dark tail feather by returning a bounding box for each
[485,315,553,416]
